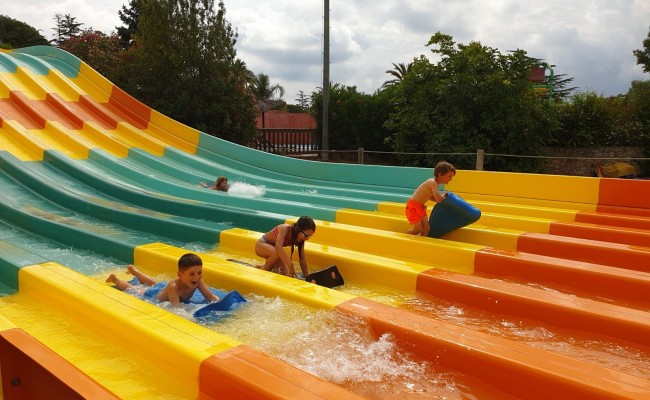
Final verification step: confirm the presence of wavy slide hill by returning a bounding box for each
[1,46,650,399]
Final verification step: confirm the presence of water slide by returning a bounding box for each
[1,46,649,399]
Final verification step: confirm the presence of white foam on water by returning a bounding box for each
[214,294,467,399]
[227,181,266,198]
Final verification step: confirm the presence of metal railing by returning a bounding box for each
[354,148,649,169]
[250,136,648,175]
[252,128,320,155]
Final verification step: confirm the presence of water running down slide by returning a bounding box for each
[1,46,650,399]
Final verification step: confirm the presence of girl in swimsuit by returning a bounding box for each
[255,216,316,278]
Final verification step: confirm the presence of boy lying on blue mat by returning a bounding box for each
[106,253,219,306]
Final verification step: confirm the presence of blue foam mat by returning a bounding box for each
[427,192,481,238]
[125,277,247,322]
[193,290,247,319]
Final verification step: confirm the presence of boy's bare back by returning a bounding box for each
[411,178,442,204]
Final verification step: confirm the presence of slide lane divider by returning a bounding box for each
[0,318,119,400]
[213,230,650,399]
[3,56,182,160]
[0,152,224,245]
[549,220,650,247]
[337,207,522,250]
[148,110,200,154]
[74,61,199,154]
[0,169,145,263]
[16,261,359,400]
[517,233,650,273]
[348,204,650,274]
[127,148,384,212]
[306,218,480,274]
[0,120,44,161]
[50,149,290,231]
[133,243,364,398]
[598,178,650,212]
[0,239,49,291]
[575,210,650,230]
[83,149,339,223]
[377,199,650,247]
[220,227,650,344]
[416,267,650,346]
[7,91,46,129]
[474,248,650,306]
[336,297,650,400]
[336,208,650,305]
[107,85,150,130]
[450,170,602,205]
[10,46,81,78]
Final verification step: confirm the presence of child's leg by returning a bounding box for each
[106,273,132,291]
[420,216,430,237]
[262,254,283,271]
[127,265,155,286]
[255,240,280,270]
[407,221,422,235]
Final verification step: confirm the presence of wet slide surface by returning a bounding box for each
[1,46,650,399]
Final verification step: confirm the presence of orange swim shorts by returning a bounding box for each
[405,199,427,224]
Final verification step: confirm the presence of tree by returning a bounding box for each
[549,73,577,101]
[59,29,124,82]
[310,83,395,152]
[633,26,650,73]
[627,80,650,175]
[382,62,413,88]
[627,80,650,128]
[0,15,49,49]
[232,59,255,86]
[294,90,311,111]
[252,72,285,100]
[51,14,84,46]
[125,0,256,145]
[116,0,140,49]
[553,91,613,147]
[385,32,557,172]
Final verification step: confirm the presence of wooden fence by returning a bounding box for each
[252,128,320,155]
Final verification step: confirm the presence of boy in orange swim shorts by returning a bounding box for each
[405,161,456,236]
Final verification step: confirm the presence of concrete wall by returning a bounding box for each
[255,111,316,129]
[542,146,645,177]
[314,146,646,177]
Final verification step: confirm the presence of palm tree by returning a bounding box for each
[252,72,285,100]
[232,59,256,87]
[251,72,286,129]
[381,62,413,88]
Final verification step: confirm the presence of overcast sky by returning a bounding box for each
[5,0,650,102]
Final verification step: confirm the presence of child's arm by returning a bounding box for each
[430,180,447,203]
[198,281,219,302]
[274,226,294,271]
[298,248,309,277]
[158,281,182,306]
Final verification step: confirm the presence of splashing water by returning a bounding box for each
[213,294,471,399]
[227,181,266,198]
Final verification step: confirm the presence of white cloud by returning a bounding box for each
[4,0,650,101]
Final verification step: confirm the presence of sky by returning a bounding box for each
[5,0,650,102]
